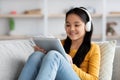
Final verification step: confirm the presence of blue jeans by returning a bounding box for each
[18,50,80,80]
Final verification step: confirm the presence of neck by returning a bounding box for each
[71,38,83,50]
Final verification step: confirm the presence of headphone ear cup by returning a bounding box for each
[86,22,91,32]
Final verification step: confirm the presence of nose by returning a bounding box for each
[70,26,75,31]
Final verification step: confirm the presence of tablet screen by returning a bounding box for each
[33,37,68,61]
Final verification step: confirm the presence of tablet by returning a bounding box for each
[33,37,68,61]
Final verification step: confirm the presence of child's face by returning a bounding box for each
[65,14,86,41]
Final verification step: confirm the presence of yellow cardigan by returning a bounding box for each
[62,41,100,80]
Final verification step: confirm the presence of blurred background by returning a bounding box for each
[0,0,120,45]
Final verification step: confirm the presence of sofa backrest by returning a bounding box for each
[112,46,120,80]
[0,39,34,80]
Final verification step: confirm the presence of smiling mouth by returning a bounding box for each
[70,32,77,35]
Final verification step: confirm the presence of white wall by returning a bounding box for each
[0,0,120,37]
[0,0,44,36]
[106,0,120,14]
[47,0,103,36]
[47,0,103,14]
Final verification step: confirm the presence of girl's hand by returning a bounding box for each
[34,45,46,53]
[66,54,73,64]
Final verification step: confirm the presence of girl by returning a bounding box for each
[18,7,100,80]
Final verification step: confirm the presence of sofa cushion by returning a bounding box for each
[96,40,117,80]
[0,39,34,80]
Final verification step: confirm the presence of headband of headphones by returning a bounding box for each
[80,7,92,32]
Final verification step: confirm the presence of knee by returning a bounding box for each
[46,50,62,59]
[28,51,45,61]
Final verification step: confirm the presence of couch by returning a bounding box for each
[0,39,119,80]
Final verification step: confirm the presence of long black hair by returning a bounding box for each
[63,7,93,67]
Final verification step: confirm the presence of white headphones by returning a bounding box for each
[80,7,92,32]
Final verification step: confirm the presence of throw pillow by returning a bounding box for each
[96,40,117,80]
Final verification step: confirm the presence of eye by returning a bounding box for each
[75,24,80,27]
[65,23,70,27]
